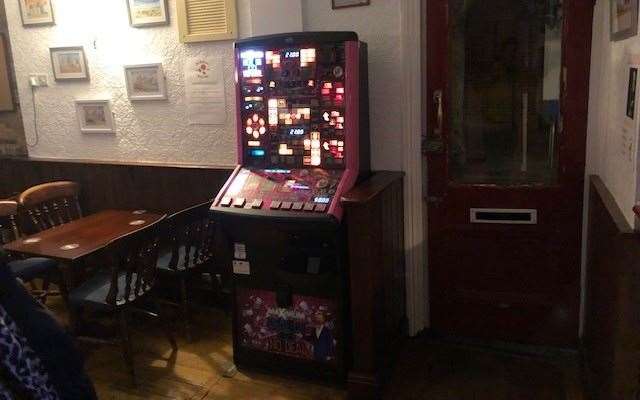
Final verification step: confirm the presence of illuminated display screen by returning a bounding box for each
[240,50,264,78]
[239,42,347,169]
[314,197,331,204]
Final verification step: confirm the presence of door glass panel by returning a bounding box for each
[449,0,563,184]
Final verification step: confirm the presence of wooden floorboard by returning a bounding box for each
[45,296,584,399]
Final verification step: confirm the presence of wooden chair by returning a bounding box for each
[156,201,222,341]
[0,200,61,301]
[18,181,82,234]
[68,216,177,385]
[0,200,19,244]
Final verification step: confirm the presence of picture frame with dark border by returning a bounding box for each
[611,0,639,41]
[332,0,370,10]
[18,0,55,27]
[50,46,89,81]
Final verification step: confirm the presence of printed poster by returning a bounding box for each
[185,57,227,125]
[236,288,338,363]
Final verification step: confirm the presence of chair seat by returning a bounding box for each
[157,245,198,273]
[8,258,58,282]
[69,271,151,309]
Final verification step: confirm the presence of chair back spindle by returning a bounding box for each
[165,202,215,272]
[0,200,20,245]
[104,217,166,307]
[18,181,82,233]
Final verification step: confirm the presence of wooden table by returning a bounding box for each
[3,209,163,262]
[3,209,164,332]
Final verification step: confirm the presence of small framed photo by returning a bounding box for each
[332,0,370,9]
[75,100,115,133]
[50,47,89,81]
[18,0,55,27]
[126,0,169,27]
[124,63,167,101]
[611,0,639,41]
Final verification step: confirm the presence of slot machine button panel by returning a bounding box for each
[292,202,304,211]
[303,202,316,212]
[281,201,293,210]
[221,197,232,207]
[233,198,247,208]
[270,200,282,210]
[251,199,264,209]
[315,204,327,213]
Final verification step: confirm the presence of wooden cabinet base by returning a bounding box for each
[343,171,406,400]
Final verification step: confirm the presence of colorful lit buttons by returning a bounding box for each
[270,200,282,210]
[251,199,263,209]
[303,203,315,212]
[233,198,246,208]
[280,201,293,210]
[315,204,327,213]
[221,197,232,207]
[292,202,304,211]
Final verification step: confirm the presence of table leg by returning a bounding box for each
[59,261,80,333]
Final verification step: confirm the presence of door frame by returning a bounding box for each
[401,0,427,336]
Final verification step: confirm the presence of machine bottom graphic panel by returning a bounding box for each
[236,288,338,364]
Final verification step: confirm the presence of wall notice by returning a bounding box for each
[185,58,226,125]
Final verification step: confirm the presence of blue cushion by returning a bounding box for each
[69,271,151,309]
[8,258,58,282]
[157,246,197,272]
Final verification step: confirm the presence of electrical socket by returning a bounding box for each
[28,74,48,87]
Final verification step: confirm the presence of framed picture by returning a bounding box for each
[611,0,639,41]
[126,0,169,27]
[50,47,89,81]
[124,63,167,101]
[18,0,55,27]
[75,100,115,133]
[332,0,370,9]
[0,36,14,111]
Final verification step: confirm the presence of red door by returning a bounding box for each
[424,0,594,347]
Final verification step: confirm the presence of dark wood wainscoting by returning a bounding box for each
[584,175,640,400]
[0,157,233,214]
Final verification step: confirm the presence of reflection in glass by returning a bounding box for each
[449,0,563,184]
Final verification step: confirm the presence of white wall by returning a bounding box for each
[5,0,402,171]
[301,0,403,171]
[249,0,302,37]
[5,0,253,166]
[587,0,640,227]
[4,0,301,166]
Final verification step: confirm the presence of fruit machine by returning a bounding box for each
[210,31,369,381]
